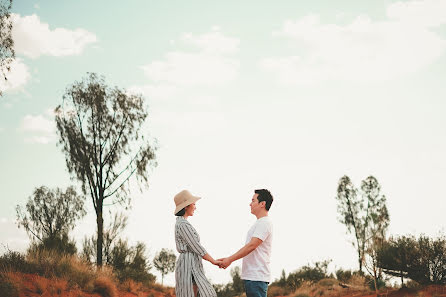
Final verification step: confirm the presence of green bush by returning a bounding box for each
[366,276,386,290]
[286,260,331,291]
[377,234,446,285]
[0,250,33,273]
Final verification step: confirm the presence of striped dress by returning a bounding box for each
[175,216,217,297]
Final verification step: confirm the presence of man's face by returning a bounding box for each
[250,193,264,215]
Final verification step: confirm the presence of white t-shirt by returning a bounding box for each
[241,216,273,282]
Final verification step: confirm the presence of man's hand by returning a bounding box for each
[217,257,233,269]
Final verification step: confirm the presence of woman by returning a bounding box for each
[174,190,219,297]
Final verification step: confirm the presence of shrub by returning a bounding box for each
[286,260,331,291]
[0,272,21,297]
[348,274,366,288]
[120,279,142,294]
[335,269,352,283]
[378,234,446,285]
[0,250,33,273]
[93,276,117,297]
[267,285,287,297]
[365,276,386,290]
[318,278,338,287]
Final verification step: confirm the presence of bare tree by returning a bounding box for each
[55,73,157,266]
[0,0,15,96]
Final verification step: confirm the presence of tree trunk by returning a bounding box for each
[97,208,103,266]
[373,267,378,297]
[401,271,404,287]
[358,250,363,273]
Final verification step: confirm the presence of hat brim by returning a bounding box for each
[174,196,201,215]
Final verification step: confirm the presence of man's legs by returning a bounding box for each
[243,280,268,297]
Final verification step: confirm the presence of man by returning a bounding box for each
[218,189,274,297]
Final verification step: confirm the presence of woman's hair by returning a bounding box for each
[175,207,186,216]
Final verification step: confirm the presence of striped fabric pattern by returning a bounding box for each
[175,216,217,297]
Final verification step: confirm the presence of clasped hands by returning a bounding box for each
[213,258,232,269]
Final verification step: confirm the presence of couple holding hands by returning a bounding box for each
[174,189,274,297]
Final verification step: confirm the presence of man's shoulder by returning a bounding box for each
[256,217,273,227]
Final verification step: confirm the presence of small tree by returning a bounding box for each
[0,0,14,96]
[16,186,85,254]
[231,266,243,295]
[335,175,390,275]
[55,73,157,266]
[361,176,390,295]
[153,248,176,284]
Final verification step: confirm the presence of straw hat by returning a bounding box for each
[174,190,201,215]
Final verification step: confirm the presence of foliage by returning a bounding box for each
[231,266,244,295]
[286,260,331,291]
[0,0,14,96]
[93,276,118,297]
[0,250,31,273]
[55,72,157,266]
[16,186,85,254]
[335,268,352,283]
[81,213,155,284]
[214,266,244,297]
[267,286,287,297]
[377,234,446,285]
[153,248,176,285]
[81,212,128,264]
[335,176,389,274]
[365,276,385,290]
[0,272,20,297]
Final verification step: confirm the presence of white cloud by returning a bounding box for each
[261,0,446,84]
[387,0,446,27]
[142,51,239,86]
[0,58,31,93]
[20,113,56,144]
[127,84,178,100]
[11,13,97,58]
[140,28,240,87]
[181,30,239,54]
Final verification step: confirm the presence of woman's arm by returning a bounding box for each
[177,223,208,256]
[203,253,218,265]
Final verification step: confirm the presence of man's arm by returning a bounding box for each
[219,237,263,269]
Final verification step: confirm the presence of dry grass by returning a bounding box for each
[268,285,288,297]
[49,277,68,295]
[287,277,370,297]
[348,275,367,290]
[33,275,49,294]
[0,271,23,297]
[121,279,143,294]
[93,276,118,297]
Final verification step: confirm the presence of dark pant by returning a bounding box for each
[244,280,268,297]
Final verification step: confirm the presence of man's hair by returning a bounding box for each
[175,208,186,216]
[255,189,273,211]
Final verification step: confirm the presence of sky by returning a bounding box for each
[1,0,446,287]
